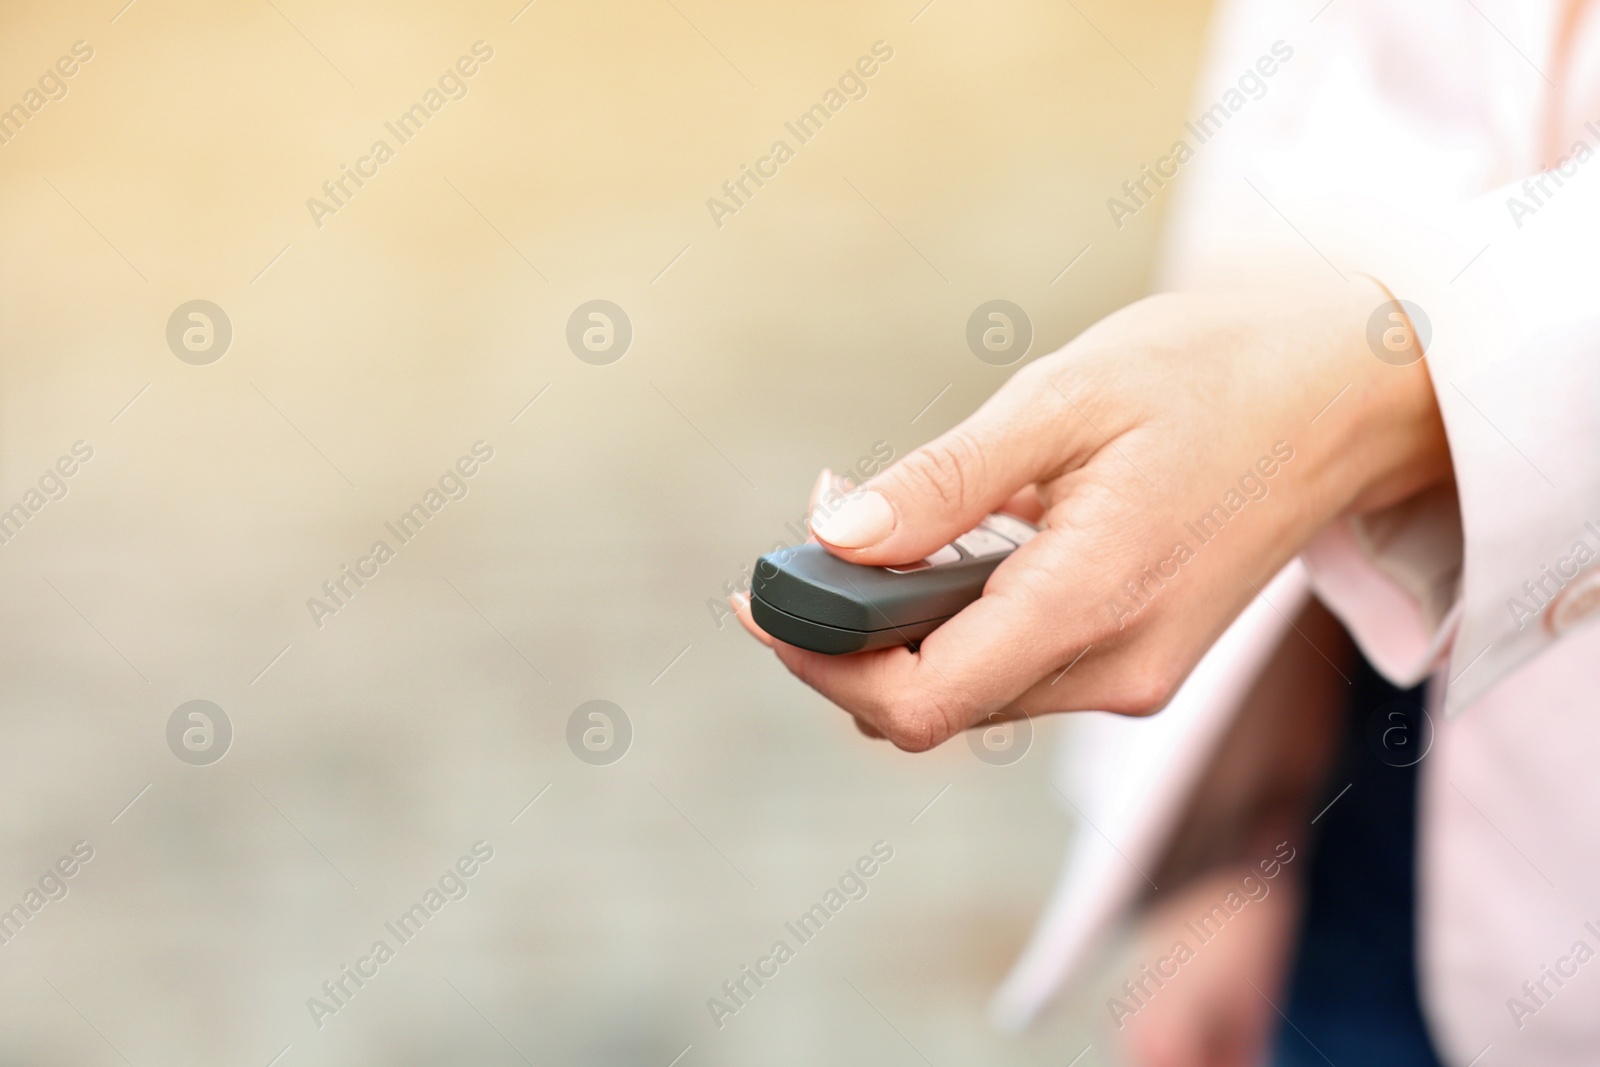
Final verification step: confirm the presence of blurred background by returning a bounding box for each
[0,0,1212,1062]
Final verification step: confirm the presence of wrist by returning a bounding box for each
[1307,279,1453,519]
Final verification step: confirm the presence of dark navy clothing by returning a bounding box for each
[1271,658,1447,1067]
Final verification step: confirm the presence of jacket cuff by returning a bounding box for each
[1302,167,1600,714]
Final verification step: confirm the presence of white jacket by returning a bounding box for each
[995,1,1600,1063]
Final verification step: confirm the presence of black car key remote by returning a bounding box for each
[749,513,1039,654]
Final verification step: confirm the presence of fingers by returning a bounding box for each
[730,590,890,742]
[809,468,834,512]
[806,468,861,545]
[853,717,886,740]
[811,366,1094,566]
[808,467,856,518]
[746,451,1189,744]
[998,484,1045,523]
[1009,636,1177,718]
[757,459,1199,741]
[769,642,954,750]
[732,468,852,647]
[767,557,1081,749]
[728,591,774,648]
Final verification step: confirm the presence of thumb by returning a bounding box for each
[811,371,1087,565]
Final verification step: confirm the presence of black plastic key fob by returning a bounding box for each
[749,513,1038,654]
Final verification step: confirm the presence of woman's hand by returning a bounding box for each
[732,281,1450,749]
[1112,863,1303,1067]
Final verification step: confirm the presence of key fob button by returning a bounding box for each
[954,528,1013,559]
[887,545,960,573]
[982,513,1038,546]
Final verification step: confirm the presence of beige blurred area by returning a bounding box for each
[0,0,1208,1063]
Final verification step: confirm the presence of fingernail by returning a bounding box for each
[807,469,835,543]
[729,591,775,647]
[812,490,895,548]
[811,468,833,505]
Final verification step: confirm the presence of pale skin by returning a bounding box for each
[1106,597,1351,1067]
[1115,862,1306,1067]
[730,280,1450,748]
[729,282,1452,1063]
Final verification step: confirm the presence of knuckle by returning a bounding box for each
[1008,355,1060,398]
[879,715,937,752]
[874,685,959,752]
[874,698,937,751]
[1101,661,1181,717]
[896,429,989,512]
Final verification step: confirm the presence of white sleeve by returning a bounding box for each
[1301,168,1600,715]
[1150,0,1600,715]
